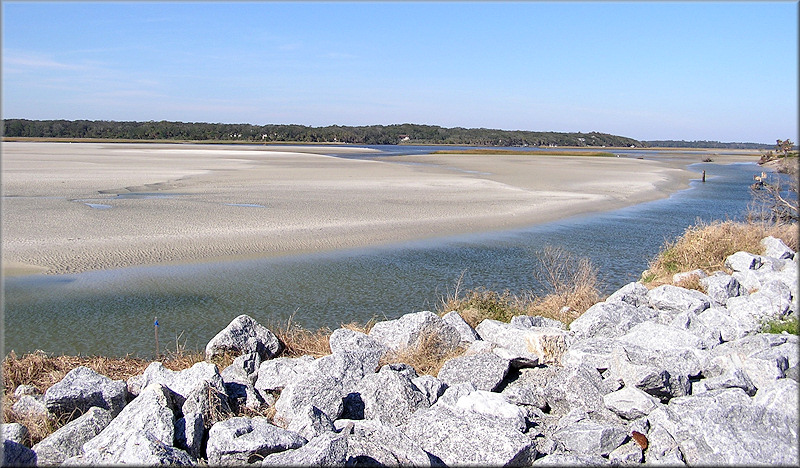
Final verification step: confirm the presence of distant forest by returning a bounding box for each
[2,119,643,147]
[2,119,775,149]
[643,140,775,149]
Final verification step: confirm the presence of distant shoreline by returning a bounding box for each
[1,142,760,276]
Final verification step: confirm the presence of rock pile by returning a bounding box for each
[3,237,798,466]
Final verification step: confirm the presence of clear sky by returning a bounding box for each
[2,1,797,144]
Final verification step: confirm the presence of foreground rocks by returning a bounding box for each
[3,237,798,466]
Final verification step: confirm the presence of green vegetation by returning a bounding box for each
[644,139,782,150]
[2,118,643,147]
[761,316,799,335]
[431,149,616,157]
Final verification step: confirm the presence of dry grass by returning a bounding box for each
[643,220,798,287]
[438,245,603,327]
[381,331,467,376]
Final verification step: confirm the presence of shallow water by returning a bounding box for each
[3,160,763,358]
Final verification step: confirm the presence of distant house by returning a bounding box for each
[399,135,410,142]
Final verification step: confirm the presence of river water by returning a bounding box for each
[2,151,762,358]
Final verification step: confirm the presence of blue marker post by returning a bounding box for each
[154,316,160,359]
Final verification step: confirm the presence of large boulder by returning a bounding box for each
[348,366,428,426]
[205,314,283,361]
[221,352,264,411]
[368,311,461,355]
[273,372,345,426]
[602,386,660,420]
[341,419,437,466]
[568,301,657,342]
[454,390,527,432]
[138,361,225,406]
[31,407,113,466]
[254,355,316,394]
[551,419,628,457]
[646,284,711,319]
[725,251,766,272]
[648,388,798,465]
[436,351,510,392]
[81,383,184,464]
[261,431,348,466]
[761,236,795,260]
[475,319,569,364]
[43,366,127,418]
[206,416,306,465]
[543,363,605,415]
[2,440,37,467]
[1,423,28,445]
[441,311,481,345]
[700,272,747,305]
[401,405,536,466]
[328,328,387,362]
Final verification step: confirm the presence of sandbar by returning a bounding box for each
[1,142,759,275]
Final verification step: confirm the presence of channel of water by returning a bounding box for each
[3,156,761,358]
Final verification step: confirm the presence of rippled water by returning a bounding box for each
[3,161,762,358]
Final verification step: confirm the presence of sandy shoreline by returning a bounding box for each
[1,142,759,275]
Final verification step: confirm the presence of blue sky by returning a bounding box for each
[2,1,797,143]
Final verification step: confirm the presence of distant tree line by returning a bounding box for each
[2,119,645,147]
[643,140,777,150]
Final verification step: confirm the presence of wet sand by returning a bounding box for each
[1,142,758,275]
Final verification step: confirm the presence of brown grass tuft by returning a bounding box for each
[381,331,466,376]
[644,220,798,287]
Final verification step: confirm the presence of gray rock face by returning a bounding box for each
[1,423,28,445]
[602,386,660,420]
[206,416,306,465]
[139,361,225,406]
[205,314,283,360]
[552,419,628,457]
[543,363,605,414]
[726,250,766,271]
[568,301,657,342]
[328,327,387,362]
[646,284,711,318]
[761,236,795,259]
[605,281,650,307]
[411,374,447,407]
[343,419,436,467]
[474,319,552,363]
[436,351,510,392]
[11,395,51,420]
[533,452,610,465]
[441,310,481,344]
[261,431,348,466]
[700,272,747,305]
[510,314,566,330]
[254,355,315,393]
[221,352,264,411]
[43,366,127,418]
[31,407,113,466]
[81,383,179,464]
[368,311,461,355]
[402,405,536,466]
[500,366,559,410]
[286,405,335,441]
[350,366,428,426]
[3,440,37,466]
[274,372,345,426]
[649,388,798,465]
[454,390,527,432]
